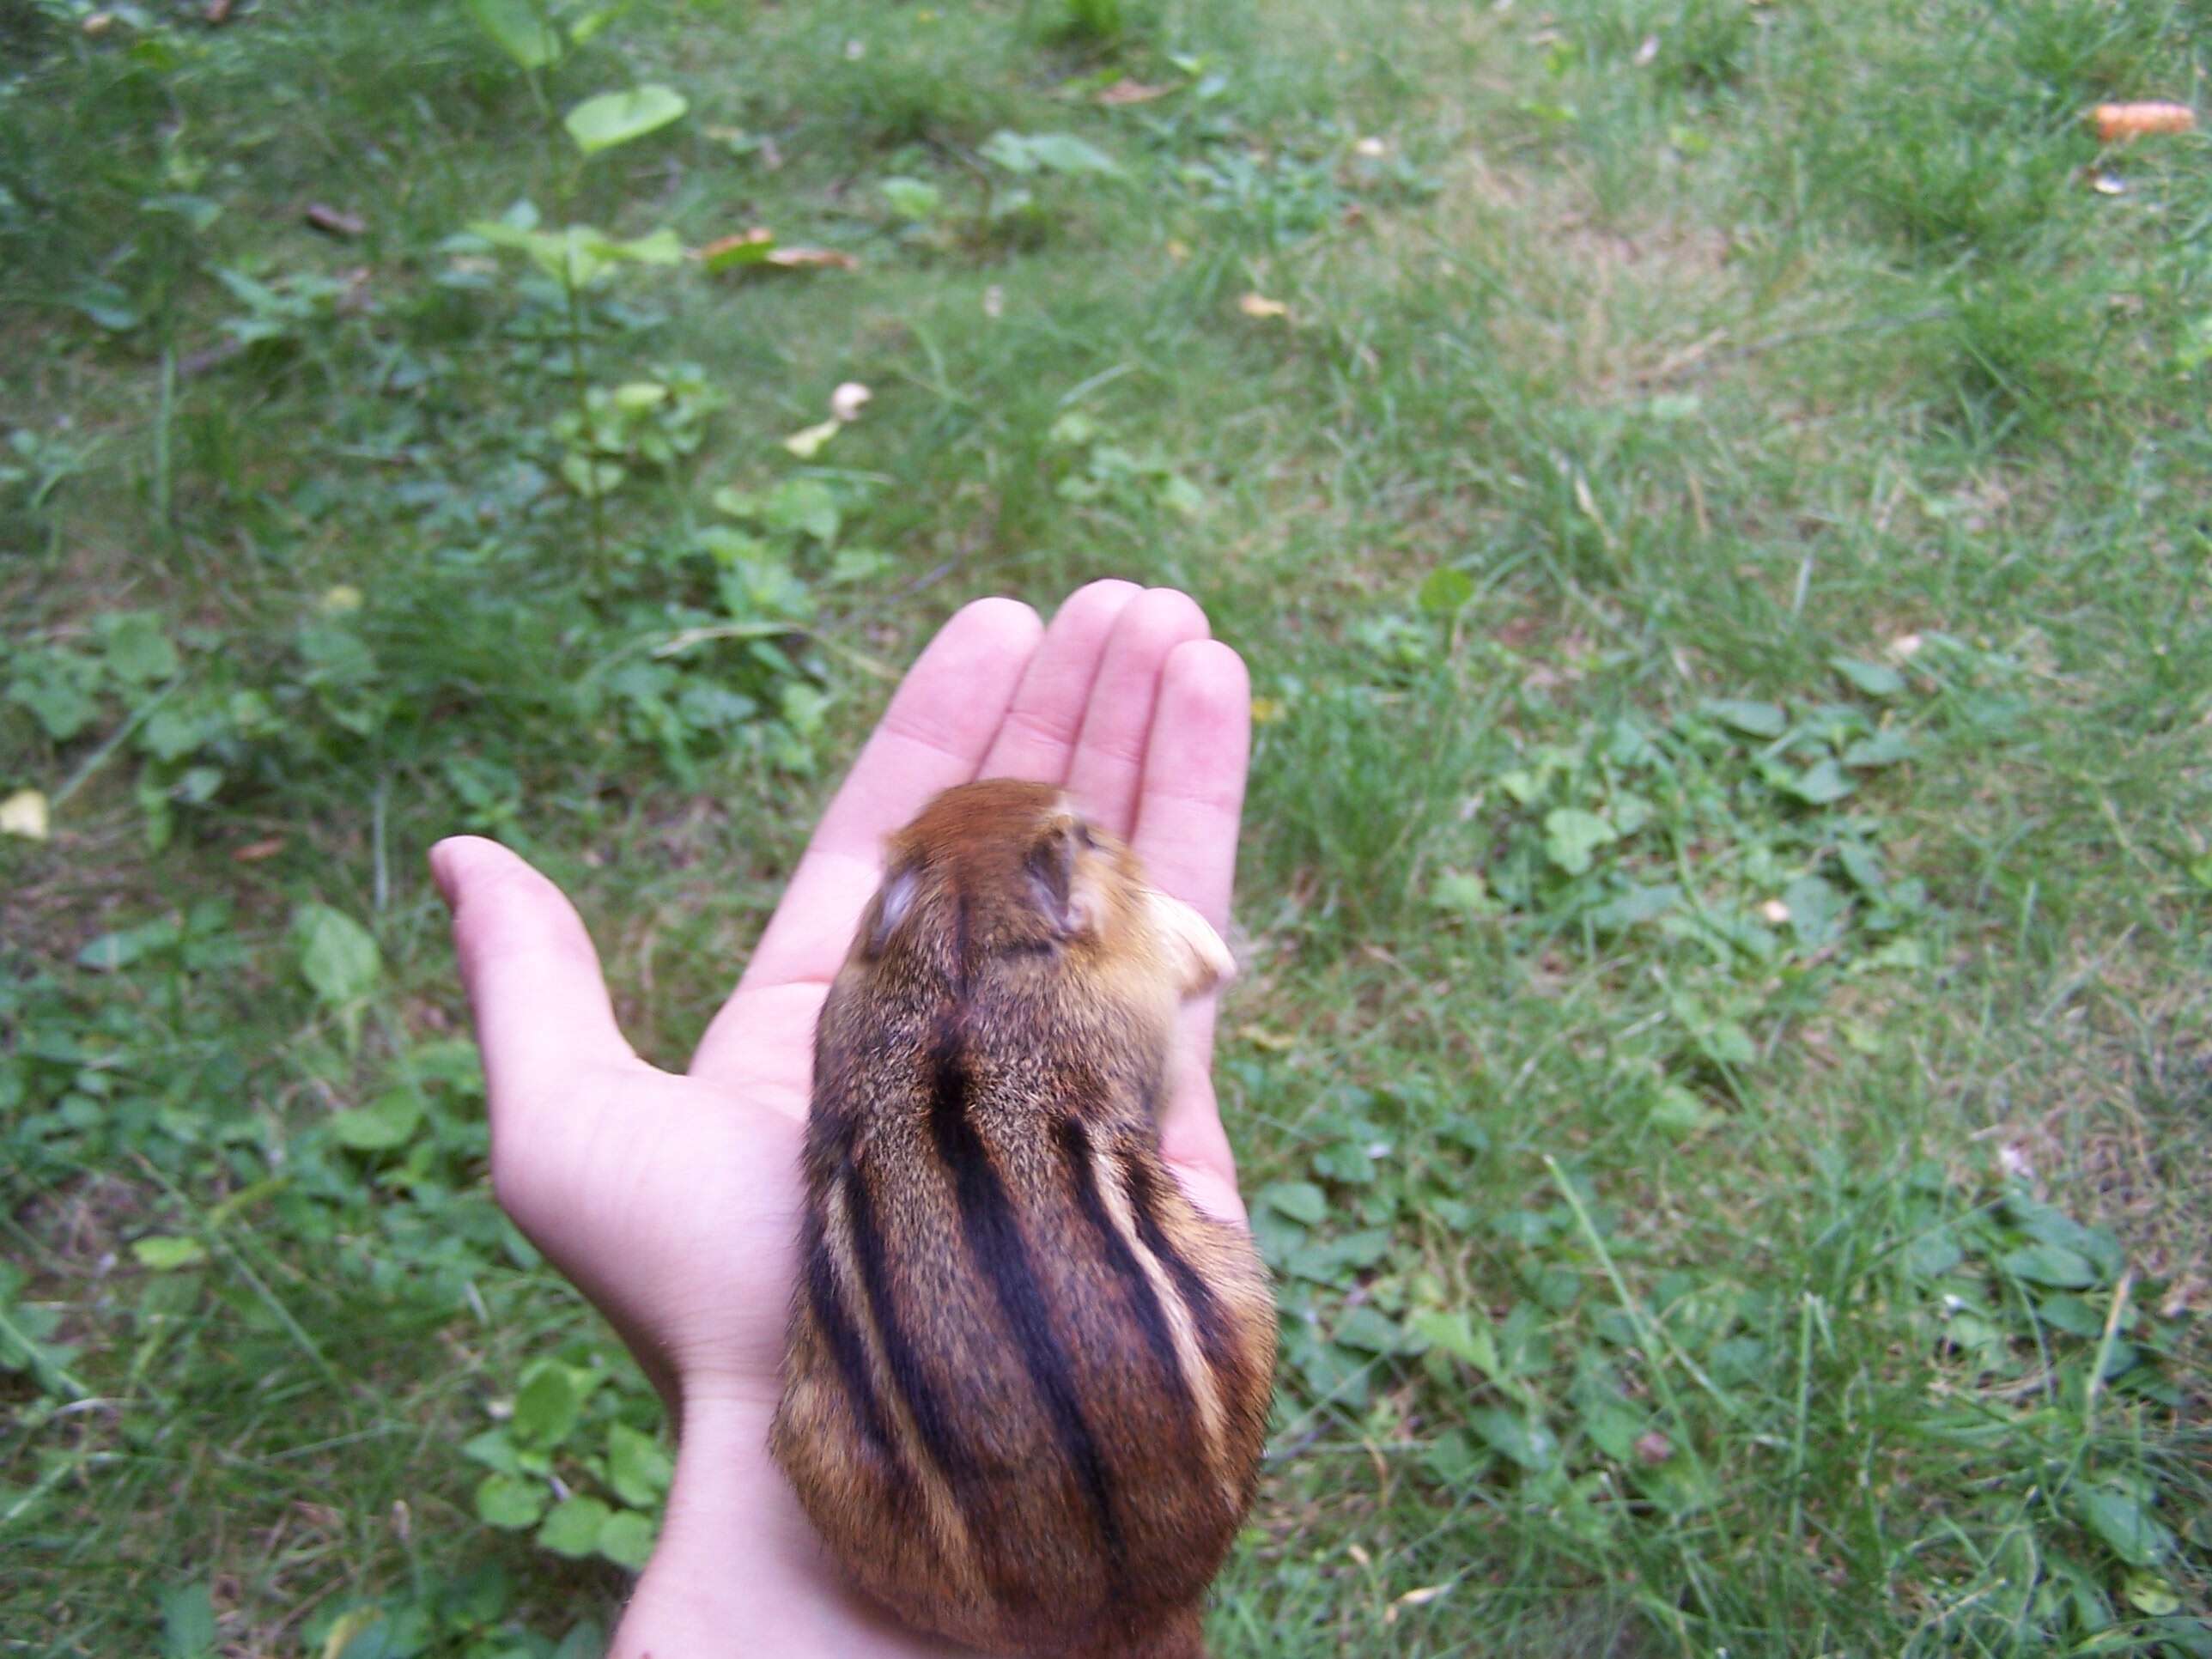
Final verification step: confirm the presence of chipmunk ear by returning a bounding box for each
[862,862,923,958]
[1024,815,1105,939]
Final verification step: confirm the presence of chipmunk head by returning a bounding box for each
[855,779,1232,997]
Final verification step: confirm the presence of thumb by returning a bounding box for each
[430,836,641,1122]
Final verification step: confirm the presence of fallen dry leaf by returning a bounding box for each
[765,246,860,271]
[232,836,287,863]
[2093,101,2196,143]
[1634,1431,1675,1466]
[305,204,366,239]
[1097,78,1173,106]
[1,788,50,841]
[1238,292,1289,319]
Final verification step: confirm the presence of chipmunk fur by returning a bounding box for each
[771,779,1277,1658]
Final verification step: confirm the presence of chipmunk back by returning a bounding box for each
[771,779,1277,1658]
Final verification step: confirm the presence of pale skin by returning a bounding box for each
[429,582,1254,1656]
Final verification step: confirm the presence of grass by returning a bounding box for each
[3,0,2209,1654]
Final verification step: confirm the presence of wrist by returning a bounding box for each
[611,1394,970,1659]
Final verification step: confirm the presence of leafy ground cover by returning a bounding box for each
[3,0,2208,1654]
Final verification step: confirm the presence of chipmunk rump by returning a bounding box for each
[773,781,1276,1657]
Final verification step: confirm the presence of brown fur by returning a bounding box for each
[772,781,1278,1657]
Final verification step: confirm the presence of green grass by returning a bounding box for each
[3,0,2209,1654]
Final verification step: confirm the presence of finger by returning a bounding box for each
[1127,641,1252,1189]
[980,579,1144,783]
[1129,639,1251,933]
[1063,588,1212,836]
[694,598,1042,1081]
[431,836,641,1122]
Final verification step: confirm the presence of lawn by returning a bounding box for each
[2,0,2208,1654]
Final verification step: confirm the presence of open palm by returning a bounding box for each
[432,582,1254,1432]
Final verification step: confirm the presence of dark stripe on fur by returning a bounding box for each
[803,1200,902,1470]
[1055,1116,1195,1417]
[1119,1151,1237,1379]
[842,1156,972,1484]
[928,1022,1124,1563]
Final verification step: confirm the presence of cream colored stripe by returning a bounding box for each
[1091,1147,1238,1514]
[823,1171,987,1603]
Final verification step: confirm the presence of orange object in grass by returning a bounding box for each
[2093,102,2197,143]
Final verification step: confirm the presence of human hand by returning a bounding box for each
[430,582,1253,1656]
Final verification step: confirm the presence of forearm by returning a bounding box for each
[611,1399,972,1659]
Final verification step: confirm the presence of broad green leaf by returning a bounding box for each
[512,1361,582,1448]
[2004,1193,2126,1282]
[1904,1227,1964,1279]
[537,1495,613,1558]
[1784,874,1844,951]
[1416,567,1475,616]
[1258,1182,1328,1224]
[476,1473,547,1529]
[552,1622,607,1659]
[880,177,945,220]
[77,918,177,971]
[565,86,689,156]
[597,1507,657,1571]
[461,1427,521,1474]
[132,1237,208,1271]
[2075,1484,2176,1567]
[465,0,562,70]
[1022,132,1122,174]
[763,477,840,543]
[1701,698,1786,738]
[1779,759,1855,805]
[1589,882,1679,930]
[158,1583,217,1659]
[1409,1310,1501,1379]
[1843,730,1916,769]
[607,1422,673,1508]
[1542,808,1618,875]
[980,131,1042,173]
[1333,1305,1411,1354]
[2124,1572,2182,1617]
[1648,1085,1720,1138]
[330,1090,425,1152]
[1831,656,1905,697]
[1468,1407,1556,1472]
[292,903,380,1009]
[2001,1243,2097,1289]
[98,611,179,684]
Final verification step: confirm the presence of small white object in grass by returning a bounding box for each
[1634,33,1661,66]
[1998,1143,2035,1180]
[983,284,1005,319]
[783,419,842,459]
[1238,292,1290,319]
[1352,135,1389,157]
[844,37,865,58]
[1760,898,1791,924]
[830,381,872,423]
[2090,172,2128,196]
[1,788,49,841]
[1889,632,1924,659]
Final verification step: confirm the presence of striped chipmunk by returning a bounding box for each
[771,778,1279,1658]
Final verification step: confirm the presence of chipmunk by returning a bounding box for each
[771,779,1278,1659]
